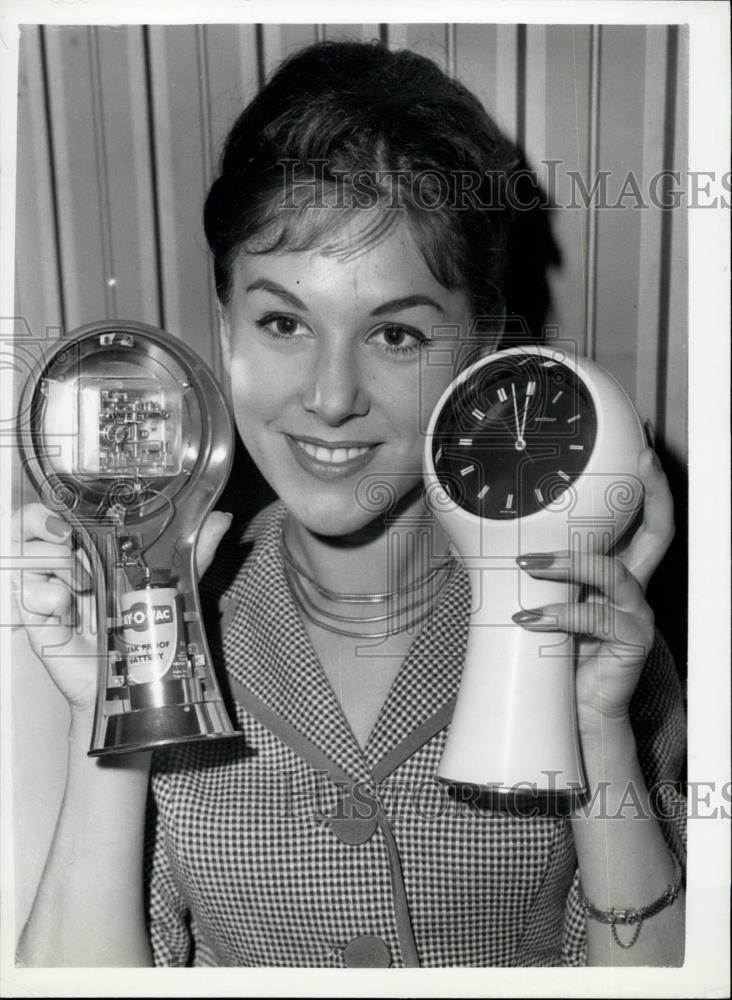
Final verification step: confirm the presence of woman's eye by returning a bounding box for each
[369,323,425,355]
[256,314,309,339]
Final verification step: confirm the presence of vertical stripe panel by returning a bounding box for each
[43,26,108,327]
[635,26,671,430]
[661,25,687,464]
[402,24,450,70]
[495,25,519,140]
[522,25,547,172]
[543,26,592,348]
[386,24,409,51]
[280,25,319,55]
[14,26,63,339]
[453,25,499,121]
[146,26,218,366]
[323,24,375,42]
[204,24,259,171]
[361,25,382,44]
[202,24,260,375]
[583,24,600,361]
[95,26,160,326]
[260,23,283,79]
[445,23,457,77]
[593,26,647,396]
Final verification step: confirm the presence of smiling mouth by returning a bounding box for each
[291,437,376,465]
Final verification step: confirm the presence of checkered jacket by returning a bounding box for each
[145,501,687,967]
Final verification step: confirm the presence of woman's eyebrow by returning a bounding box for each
[245,281,444,317]
[370,295,444,316]
[246,278,307,310]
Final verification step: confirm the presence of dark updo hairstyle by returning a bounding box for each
[204,40,519,334]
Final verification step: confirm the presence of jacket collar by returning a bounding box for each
[222,503,470,783]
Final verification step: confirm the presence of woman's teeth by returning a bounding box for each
[295,440,372,464]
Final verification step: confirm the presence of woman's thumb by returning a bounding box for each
[195,511,233,578]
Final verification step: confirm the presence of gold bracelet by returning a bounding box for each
[578,853,684,949]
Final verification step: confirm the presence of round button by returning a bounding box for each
[328,792,378,845]
[343,934,392,968]
[329,815,378,845]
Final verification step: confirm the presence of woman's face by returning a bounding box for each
[221,218,482,536]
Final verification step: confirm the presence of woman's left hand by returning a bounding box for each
[513,446,675,738]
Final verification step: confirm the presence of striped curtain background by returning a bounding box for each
[15,22,688,455]
[12,22,688,927]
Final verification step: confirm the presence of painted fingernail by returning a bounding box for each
[46,515,70,537]
[512,609,544,624]
[516,553,555,569]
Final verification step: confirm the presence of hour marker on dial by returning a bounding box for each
[506,493,514,508]
[569,444,584,451]
[557,470,570,482]
[567,414,580,423]
[497,387,508,402]
[534,487,543,503]
[478,485,490,499]
[460,464,475,477]
[436,446,443,461]
[526,381,536,396]
[471,408,485,421]
[458,438,473,446]
[551,391,563,404]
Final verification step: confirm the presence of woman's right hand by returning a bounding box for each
[11,502,234,714]
[11,502,99,713]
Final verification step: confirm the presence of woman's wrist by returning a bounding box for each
[579,711,635,762]
[573,714,644,814]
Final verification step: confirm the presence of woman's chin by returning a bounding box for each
[282,497,385,538]
[279,480,425,539]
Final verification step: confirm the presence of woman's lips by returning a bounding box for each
[284,434,381,481]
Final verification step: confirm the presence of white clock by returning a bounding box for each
[424,343,646,795]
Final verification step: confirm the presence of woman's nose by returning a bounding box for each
[302,343,370,425]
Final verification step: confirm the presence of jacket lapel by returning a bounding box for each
[222,504,374,785]
[363,560,471,772]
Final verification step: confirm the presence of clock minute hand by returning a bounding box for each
[511,383,521,443]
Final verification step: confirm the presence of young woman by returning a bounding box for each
[14,40,685,968]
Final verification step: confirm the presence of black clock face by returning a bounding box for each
[432,353,597,519]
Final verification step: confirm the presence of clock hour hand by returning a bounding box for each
[511,382,527,451]
[519,392,530,447]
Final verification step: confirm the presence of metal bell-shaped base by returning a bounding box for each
[89,686,237,757]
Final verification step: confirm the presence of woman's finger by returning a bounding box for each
[516,551,646,612]
[15,577,73,619]
[13,577,75,658]
[11,503,72,545]
[17,540,92,592]
[512,602,654,656]
[618,448,675,589]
